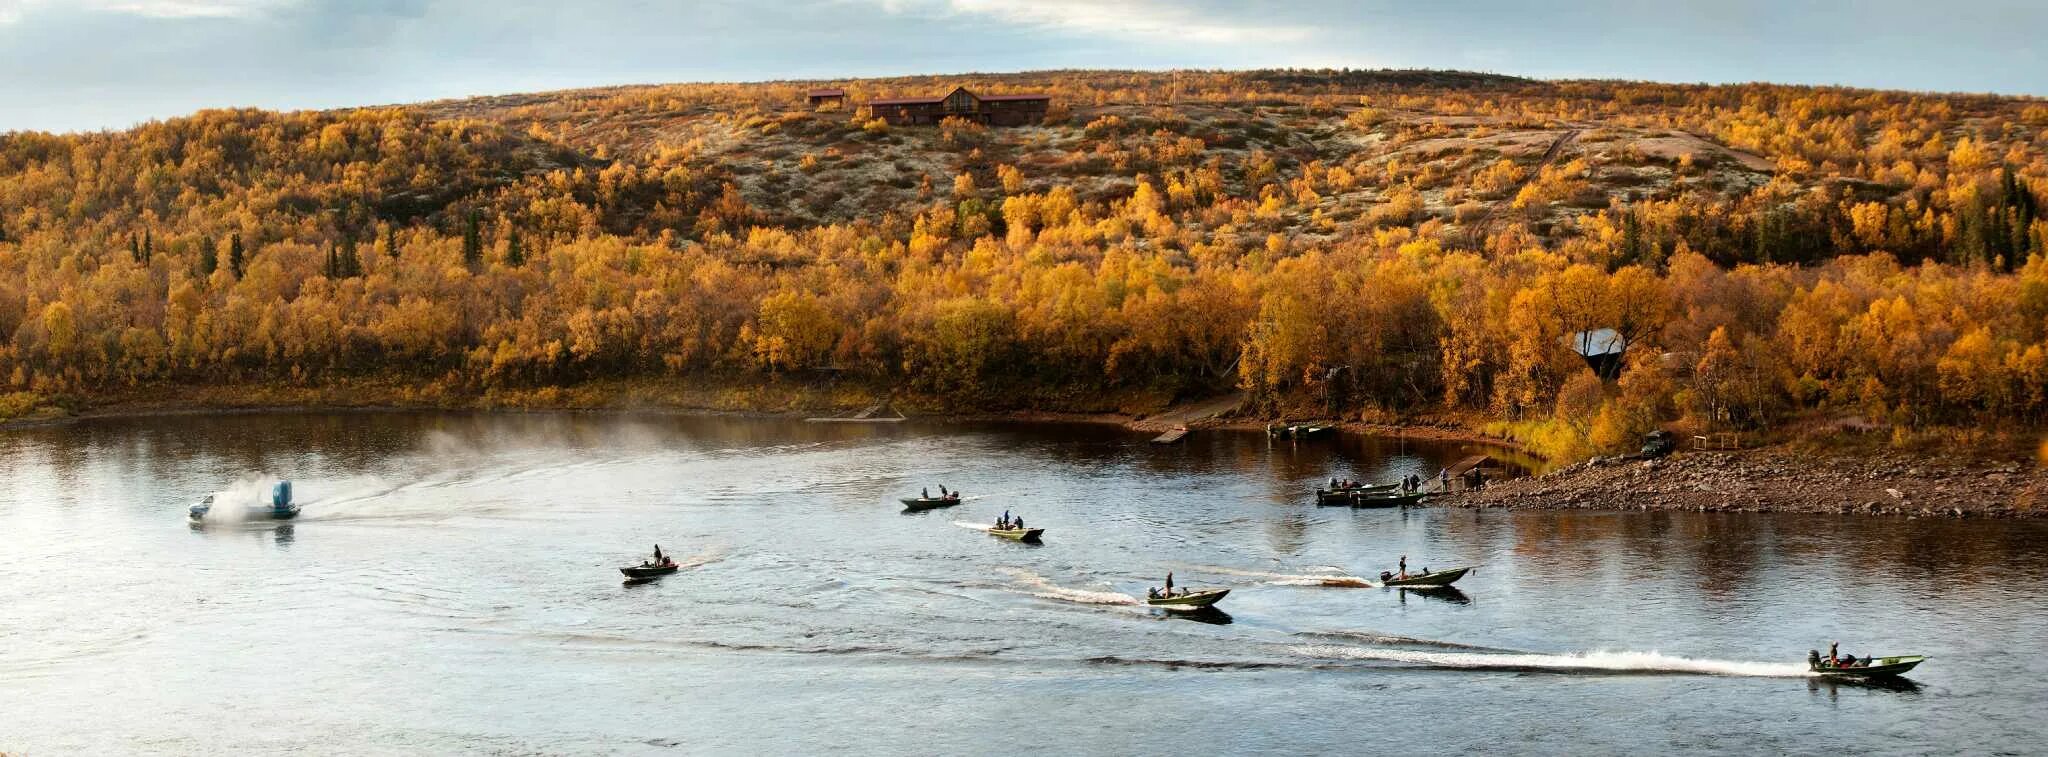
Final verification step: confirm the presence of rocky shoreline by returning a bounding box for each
[1443,446,2046,519]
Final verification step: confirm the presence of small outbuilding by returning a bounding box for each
[807,88,847,109]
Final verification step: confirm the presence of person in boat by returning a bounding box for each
[1014,516,1024,529]
[1165,571,1175,597]
[1841,653,1859,668]
[923,487,930,499]
[1330,477,1339,489]
[1397,555,1409,580]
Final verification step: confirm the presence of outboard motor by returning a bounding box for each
[272,480,293,509]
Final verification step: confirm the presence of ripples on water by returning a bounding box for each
[2,412,2046,754]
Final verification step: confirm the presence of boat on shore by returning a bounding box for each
[1810,655,1926,678]
[1315,484,1402,506]
[987,526,1043,542]
[1380,566,1472,588]
[1269,423,1334,439]
[1145,588,1230,609]
[901,496,962,511]
[1351,491,1427,508]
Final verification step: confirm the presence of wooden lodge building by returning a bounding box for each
[866,87,1050,126]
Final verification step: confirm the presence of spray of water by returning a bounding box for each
[193,473,285,524]
[1293,645,1812,678]
[1193,564,1373,588]
[1000,568,1139,606]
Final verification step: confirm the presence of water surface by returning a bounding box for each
[3,412,2044,754]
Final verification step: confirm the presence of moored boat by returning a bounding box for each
[900,496,962,511]
[988,526,1044,542]
[1145,588,1230,609]
[1351,491,1427,508]
[1810,655,1925,678]
[1316,483,1398,505]
[1380,566,1472,588]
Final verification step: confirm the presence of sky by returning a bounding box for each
[1,0,2044,133]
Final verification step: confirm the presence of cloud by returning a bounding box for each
[873,0,1314,45]
[0,0,296,23]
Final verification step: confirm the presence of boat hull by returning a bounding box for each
[190,506,300,521]
[900,497,961,511]
[1382,566,1472,588]
[619,565,679,579]
[1812,655,1925,677]
[1145,588,1229,609]
[1352,492,1426,508]
[989,527,1043,542]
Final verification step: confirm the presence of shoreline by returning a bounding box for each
[1440,446,2045,519]
[9,390,2040,519]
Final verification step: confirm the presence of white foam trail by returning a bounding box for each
[674,545,727,570]
[1293,645,1811,677]
[1196,565,1373,588]
[1001,568,1139,606]
[951,521,993,532]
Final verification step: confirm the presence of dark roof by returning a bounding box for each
[807,88,846,97]
[980,94,1050,102]
[868,96,945,106]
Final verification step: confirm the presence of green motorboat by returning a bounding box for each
[988,526,1044,542]
[1145,588,1230,609]
[1379,566,1472,588]
[900,496,962,511]
[1811,655,1926,678]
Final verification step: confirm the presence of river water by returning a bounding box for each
[2,412,2045,755]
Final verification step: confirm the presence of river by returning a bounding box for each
[3,412,2045,754]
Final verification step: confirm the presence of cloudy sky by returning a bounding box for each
[3,0,2043,133]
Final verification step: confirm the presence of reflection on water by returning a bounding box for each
[1,411,2044,755]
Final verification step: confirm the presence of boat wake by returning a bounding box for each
[1192,565,1374,588]
[1001,568,1138,606]
[1295,630,1521,653]
[672,544,727,570]
[1292,645,1811,678]
[950,521,993,532]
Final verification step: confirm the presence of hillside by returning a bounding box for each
[1,69,2045,459]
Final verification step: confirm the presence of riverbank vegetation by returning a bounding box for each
[2,70,2045,459]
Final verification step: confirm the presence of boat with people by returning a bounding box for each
[1315,480,1399,505]
[901,485,964,511]
[188,481,301,521]
[988,526,1044,542]
[1808,644,1925,678]
[1380,565,1472,587]
[619,544,680,580]
[1145,571,1229,609]
[987,512,1042,542]
[1146,588,1230,609]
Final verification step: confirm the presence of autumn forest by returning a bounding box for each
[2,70,2045,460]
